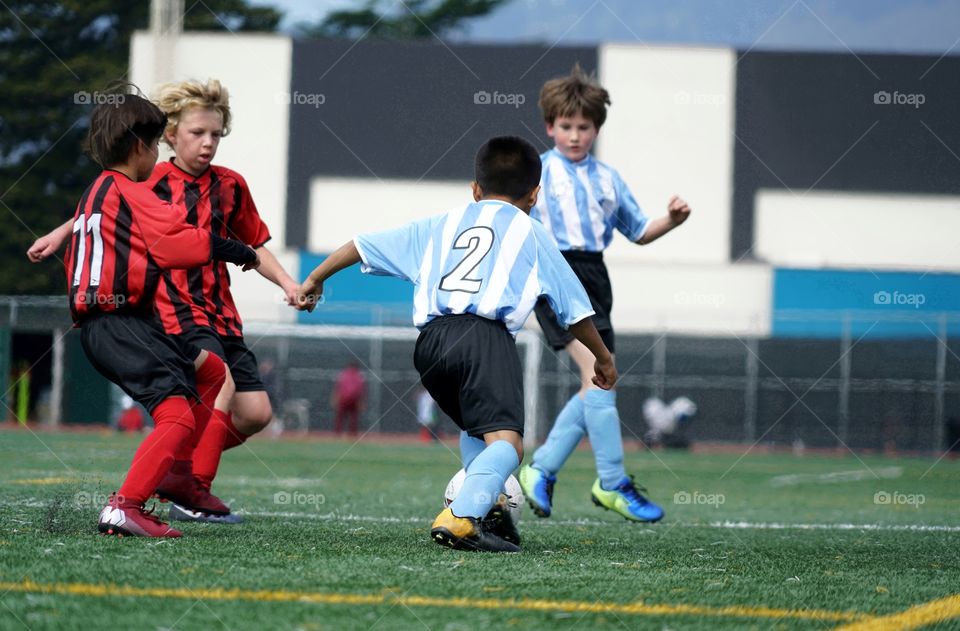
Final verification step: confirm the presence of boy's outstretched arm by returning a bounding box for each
[635,195,691,245]
[27,219,72,262]
[568,318,618,389]
[294,240,361,312]
[254,245,299,304]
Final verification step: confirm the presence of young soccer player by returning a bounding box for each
[67,94,258,537]
[294,136,617,553]
[29,79,297,524]
[518,65,692,523]
[148,79,298,524]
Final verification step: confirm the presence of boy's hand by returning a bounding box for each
[667,195,691,227]
[592,357,618,390]
[27,234,61,262]
[295,278,323,312]
[280,278,300,305]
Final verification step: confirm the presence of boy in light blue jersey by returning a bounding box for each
[519,65,692,523]
[296,136,617,552]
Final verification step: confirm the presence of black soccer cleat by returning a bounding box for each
[431,508,520,553]
[481,496,521,546]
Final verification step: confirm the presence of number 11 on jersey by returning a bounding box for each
[72,213,104,287]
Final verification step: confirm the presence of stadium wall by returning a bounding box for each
[128,33,960,338]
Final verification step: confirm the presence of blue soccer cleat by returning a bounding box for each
[591,476,664,523]
[168,502,245,524]
[518,464,556,518]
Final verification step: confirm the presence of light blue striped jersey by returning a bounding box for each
[531,148,649,252]
[354,200,595,336]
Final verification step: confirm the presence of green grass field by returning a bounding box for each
[1,429,958,630]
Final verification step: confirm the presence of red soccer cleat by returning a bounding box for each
[155,461,231,516]
[98,493,182,538]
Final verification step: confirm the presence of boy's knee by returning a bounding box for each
[232,393,273,434]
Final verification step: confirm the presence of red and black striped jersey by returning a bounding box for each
[147,160,271,337]
[65,170,213,322]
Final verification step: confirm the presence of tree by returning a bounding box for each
[307,0,510,40]
[0,0,281,294]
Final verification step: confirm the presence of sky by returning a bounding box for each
[255,0,960,55]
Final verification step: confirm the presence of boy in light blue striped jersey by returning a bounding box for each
[295,136,617,552]
[519,64,692,523]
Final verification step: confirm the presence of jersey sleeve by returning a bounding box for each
[613,170,650,243]
[226,173,272,247]
[531,222,595,328]
[354,216,436,282]
[124,182,213,269]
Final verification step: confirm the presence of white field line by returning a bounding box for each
[4,499,958,532]
[770,467,903,487]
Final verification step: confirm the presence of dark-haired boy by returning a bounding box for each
[67,95,259,537]
[296,136,617,552]
[518,65,692,523]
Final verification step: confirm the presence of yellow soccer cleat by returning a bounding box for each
[590,476,665,523]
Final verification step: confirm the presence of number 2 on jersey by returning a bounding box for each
[439,226,494,293]
[72,214,104,287]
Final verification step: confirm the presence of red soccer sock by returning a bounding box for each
[175,353,227,460]
[117,398,194,505]
[192,410,249,491]
[222,411,249,450]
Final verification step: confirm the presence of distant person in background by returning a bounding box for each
[332,361,366,435]
[642,396,697,449]
[117,395,147,433]
[415,385,441,442]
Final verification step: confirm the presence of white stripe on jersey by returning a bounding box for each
[503,258,541,334]
[436,204,468,279]
[476,211,533,318]
[412,234,435,328]
[548,158,586,249]
[574,166,605,251]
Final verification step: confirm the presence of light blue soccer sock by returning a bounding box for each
[459,430,486,470]
[532,393,586,476]
[583,389,627,490]
[449,440,519,519]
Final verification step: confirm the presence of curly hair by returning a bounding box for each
[153,78,231,145]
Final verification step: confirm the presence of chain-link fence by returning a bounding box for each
[3,296,957,453]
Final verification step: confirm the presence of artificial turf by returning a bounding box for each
[1,429,958,630]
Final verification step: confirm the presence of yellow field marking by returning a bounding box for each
[834,594,960,630]
[12,477,78,485]
[0,579,871,622]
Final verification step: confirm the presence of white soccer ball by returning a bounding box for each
[443,468,523,523]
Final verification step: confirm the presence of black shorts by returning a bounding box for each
[413,314,524,438]
[80,312,200,413]
[175,326,265,392]
[534,250,615,353]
